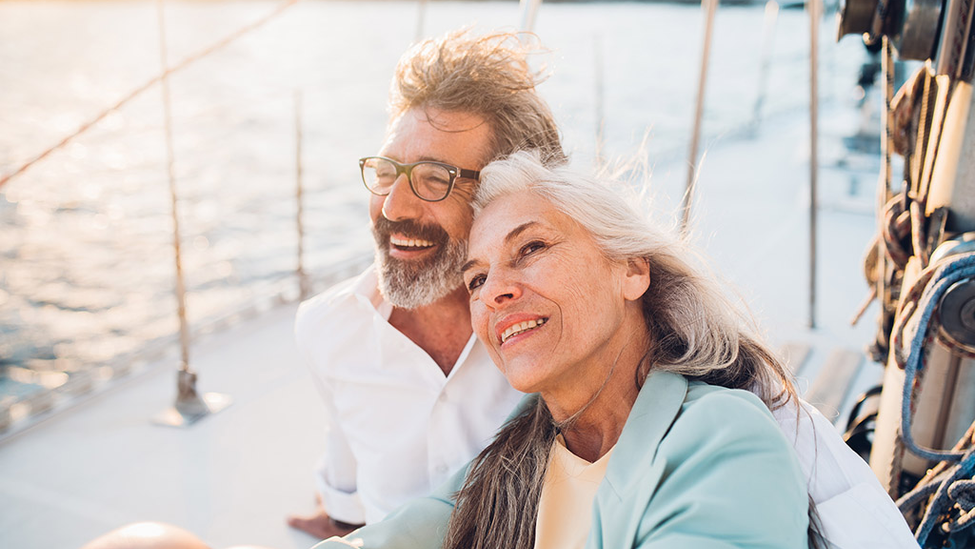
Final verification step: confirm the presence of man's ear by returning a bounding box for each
[622,258,651,301]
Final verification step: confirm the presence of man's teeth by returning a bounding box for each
[390,236,434,248]
[501,318,547,344]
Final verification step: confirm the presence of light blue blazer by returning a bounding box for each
[315,370,809,549]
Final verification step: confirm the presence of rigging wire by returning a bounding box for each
[0,0,301,189]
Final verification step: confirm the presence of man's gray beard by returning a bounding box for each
[375,237,468,309]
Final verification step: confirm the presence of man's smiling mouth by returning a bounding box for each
[500,318,548,344]
[390,235,435,250]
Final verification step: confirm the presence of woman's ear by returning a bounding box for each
[622,258,651,301]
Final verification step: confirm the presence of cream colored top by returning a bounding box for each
[533,435,615,549]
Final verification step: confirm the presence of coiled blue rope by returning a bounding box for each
[900,254,975,460]
[895,253,975,545]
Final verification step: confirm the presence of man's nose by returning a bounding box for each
[381,174,422,222]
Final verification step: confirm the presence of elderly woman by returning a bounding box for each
[317,150,817,549]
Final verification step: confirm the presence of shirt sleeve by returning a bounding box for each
[311,461,466,549]
[315,396,367,525]
[633,391,810,549]
[296,299,367,525]
[310,396,547,548]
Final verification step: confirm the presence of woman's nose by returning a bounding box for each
[381,174,422,222]
[482,271,522,308]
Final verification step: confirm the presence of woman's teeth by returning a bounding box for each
[390,236,434,248]
[501,318,547,344]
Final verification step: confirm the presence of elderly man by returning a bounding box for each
[286,29,566,539]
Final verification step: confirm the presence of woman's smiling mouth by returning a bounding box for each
[499,318,548,344]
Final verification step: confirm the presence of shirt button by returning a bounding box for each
[436,464,448,474]
[438,393,448,403]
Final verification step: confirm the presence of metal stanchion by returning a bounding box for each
[152,0,230,428]
[594,34,606,168]
[296,90,310,300]
[750,0,779,133]
[680,0,718,237]
[519,0,543,32]
[808,0,820,329]
[415,0,427,43]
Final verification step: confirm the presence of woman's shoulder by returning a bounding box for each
[681,380,777,426]
[617,377,809,548]
[656,379,798,469]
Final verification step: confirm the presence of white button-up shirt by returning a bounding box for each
[296,265,523,525]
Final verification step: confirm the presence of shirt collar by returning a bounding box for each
[352,262,481,379]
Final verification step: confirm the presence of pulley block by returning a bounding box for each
[837,0,972,72]
[938,277,975,350]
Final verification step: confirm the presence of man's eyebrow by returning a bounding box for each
[416,155,447,164]
[461,221,540,275]
[377,153,444,164]
[393,155,450,165]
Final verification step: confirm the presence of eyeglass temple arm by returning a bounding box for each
[458,168,480,180]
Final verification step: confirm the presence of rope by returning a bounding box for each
[898,446,975,544]
[881,36,893,196]
[893,252,975,545]
[0,0,301,189]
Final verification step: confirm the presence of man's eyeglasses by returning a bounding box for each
[359,156,480,202]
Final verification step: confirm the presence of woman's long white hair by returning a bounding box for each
[473,150,795,396]
[442,150,812,549]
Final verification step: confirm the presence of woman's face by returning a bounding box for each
[463,191,650,399]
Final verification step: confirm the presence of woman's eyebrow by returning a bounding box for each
[504,221,539,244]
[460,258,482,275]
[461,221,540,275]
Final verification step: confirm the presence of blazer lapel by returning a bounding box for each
[591,370,688,548]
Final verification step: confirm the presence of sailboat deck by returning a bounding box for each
[0,303,328,549]
[0,96,887,548]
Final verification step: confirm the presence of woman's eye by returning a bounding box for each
[467,274,486,292]
[520,240,545,257]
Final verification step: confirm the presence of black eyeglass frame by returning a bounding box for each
[358,156,481,203]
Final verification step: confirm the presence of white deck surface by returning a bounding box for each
[0,303,329,549]
[0,99,887,548]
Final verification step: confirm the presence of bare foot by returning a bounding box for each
[287,506,359,540]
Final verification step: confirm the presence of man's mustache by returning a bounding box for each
[373,217,449,245]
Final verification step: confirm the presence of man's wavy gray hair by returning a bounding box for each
[390,30,566,165]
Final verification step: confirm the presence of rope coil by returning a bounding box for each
[892,252,975,545]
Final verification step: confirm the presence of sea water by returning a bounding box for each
[0,0,870,403]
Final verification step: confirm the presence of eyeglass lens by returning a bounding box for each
[362,157,452,201]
